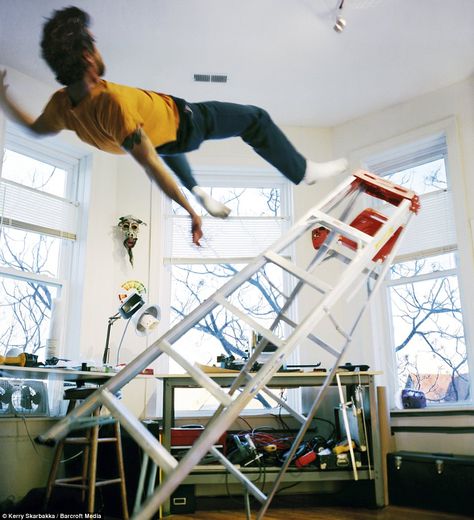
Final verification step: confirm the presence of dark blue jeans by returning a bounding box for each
[156,98,306,191]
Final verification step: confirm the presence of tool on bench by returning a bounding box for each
[0,352,38,367]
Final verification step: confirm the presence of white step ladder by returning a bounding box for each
[37,170,420,519]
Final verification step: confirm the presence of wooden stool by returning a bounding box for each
[45,387,129,519]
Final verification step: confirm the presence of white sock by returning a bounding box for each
[303,158,349,185]
[192,186,231,218]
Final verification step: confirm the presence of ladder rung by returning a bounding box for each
[311,209,374,246]
[159,340,233,407]
[280,315,340,358]
[213,294,284,349]
[264,251,333,294]
[99,389,179,475]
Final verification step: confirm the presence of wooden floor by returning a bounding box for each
[169,506,472,520]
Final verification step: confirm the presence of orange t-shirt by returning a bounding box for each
[40,80,180,154]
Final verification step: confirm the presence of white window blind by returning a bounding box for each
[396,190,456,257]
[364,132,455,259]
[366,134,447,177]
[167,215,287,262]
[0,178,78,240]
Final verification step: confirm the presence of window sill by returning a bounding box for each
[391,406,474,417]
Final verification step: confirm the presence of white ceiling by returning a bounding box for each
[0,0,473,127]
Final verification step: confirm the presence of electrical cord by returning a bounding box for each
[19,414,84,463]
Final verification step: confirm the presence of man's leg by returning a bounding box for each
[161,154,230,218]
[192,101,347,185]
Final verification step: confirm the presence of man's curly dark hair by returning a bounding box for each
[41,6,95,86]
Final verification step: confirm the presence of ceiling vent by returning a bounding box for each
[194,73,228,83]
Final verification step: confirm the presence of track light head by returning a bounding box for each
[334,16,346,32]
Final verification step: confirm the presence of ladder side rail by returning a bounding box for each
[336,373,359,481]
[36,175,360,446]
[99,390,178,474]
[209,446,268,503]
[279,315,341,358]
[257,218,414,518]
[308,175,361,220]
[41,199,412,446]
[259,385,307,424]
[235,367,307,423]
[256,359,348,520]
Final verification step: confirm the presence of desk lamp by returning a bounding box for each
[102,292,161,365]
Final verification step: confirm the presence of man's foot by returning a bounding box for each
[303,158,349,185]
[192,187,231,218]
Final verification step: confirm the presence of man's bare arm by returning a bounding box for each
[123,128,203,246]
[0,69,58,136]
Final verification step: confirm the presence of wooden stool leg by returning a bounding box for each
[81,436,91,503]
[114,421,129,520]
[87,410,100,513]
[45,399,76,508]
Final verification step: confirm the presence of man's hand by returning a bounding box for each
[0,69,58,136]
[191,214,203,246]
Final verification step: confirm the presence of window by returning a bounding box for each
[366,131,471,406]
[0,133,81,362]
[164,172,293,412]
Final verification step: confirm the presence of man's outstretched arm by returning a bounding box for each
[0,70,57,136]
[123,128,203,246]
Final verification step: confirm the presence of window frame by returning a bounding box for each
[160,167,301,415]
[0,126,87,360]
[352,117,474,410]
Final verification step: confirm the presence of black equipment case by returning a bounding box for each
[387,451,474,516]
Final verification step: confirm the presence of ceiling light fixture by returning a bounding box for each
[334,0,346,33]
